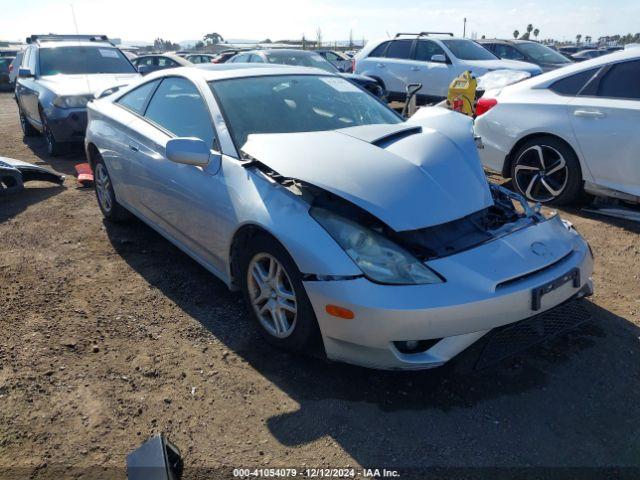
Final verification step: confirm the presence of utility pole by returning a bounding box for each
[463,18,467,38]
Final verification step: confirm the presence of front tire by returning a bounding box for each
[19,108,38,137]
[93,156,130,221]
[510,136,582,205]
[239,235,322,354]
[40,111,65,157]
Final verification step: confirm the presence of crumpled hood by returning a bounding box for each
[463,58,542,75]
[242,116,493,232]
[38,73,140,96]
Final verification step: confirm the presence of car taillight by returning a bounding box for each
[475,97,498,117]
[8,64,13,73]
[351,58,356,72]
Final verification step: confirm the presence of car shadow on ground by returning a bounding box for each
[0,184,65,223]
[104,217,640,476]
[19,134,86,177]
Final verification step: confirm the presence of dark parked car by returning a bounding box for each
[227,49,386,99]
[0,56,15,90]
[15,34,139,155]
[185,53,218,64]
[315,49,353,72]
[131,53,191,74]
[571,49,608,61]
[478,39,573,72]
[210,49,250,64]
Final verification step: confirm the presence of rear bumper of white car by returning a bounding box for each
[303,234,594,370]
[473,115,512,175]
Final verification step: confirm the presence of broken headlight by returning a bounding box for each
[311,208,443,285]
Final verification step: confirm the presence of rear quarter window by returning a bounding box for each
[368,41,391,58]
[549,68,600,96]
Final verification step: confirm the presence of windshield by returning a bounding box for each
[442,39,498,61]
[518,42,571,64]
[210,75,402,147]
[39,46,136,75]
[265,52,338,73]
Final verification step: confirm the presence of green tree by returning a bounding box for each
[533,28,540,40]
[513,30,519,39]
[203,33,224,45]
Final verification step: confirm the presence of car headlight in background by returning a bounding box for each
[311,207,443,285]
[53,95,92,108]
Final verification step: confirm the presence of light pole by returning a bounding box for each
[463,18,467,38]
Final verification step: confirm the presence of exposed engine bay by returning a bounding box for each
[248,159,545,262]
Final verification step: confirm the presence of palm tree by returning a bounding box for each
[533,28,540,40]
[527,24,534,35]
[576,34,582,45]
[203,33,224,45]
[513,30,520,39]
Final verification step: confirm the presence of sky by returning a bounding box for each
[1,0,638,44]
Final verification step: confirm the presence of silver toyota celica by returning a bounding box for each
[85,64,594,370]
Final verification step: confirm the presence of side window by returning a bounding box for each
[385,40,413,60]
[139,57,155,66]
[117,80,160,114]
[597,60,640,100]
[414,40,446,62]
[249,55,264,63]
[326,52,339,62]
[549,68,599,96]
[144,77,215,147]
[495,45,525,61]
[368,41,391,58]
[158,57,177,67]
[233,53,249,63]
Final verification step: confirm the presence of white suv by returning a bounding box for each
[354,32,542,103]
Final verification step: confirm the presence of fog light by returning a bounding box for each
[394,339,441,354]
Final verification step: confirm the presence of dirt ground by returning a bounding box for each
[1,91,640,480]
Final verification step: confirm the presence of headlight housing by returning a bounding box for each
[311,207,443,285]
[53,95,91,108]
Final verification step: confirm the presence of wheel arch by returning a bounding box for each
[85,142,101,169]
[503,132,582,180]
[228,223,290,290]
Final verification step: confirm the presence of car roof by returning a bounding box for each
[194,63,331,78]
[478,39,534,45]
[509,48,640,89]
[36,40,114,48]
[243,49,319,55]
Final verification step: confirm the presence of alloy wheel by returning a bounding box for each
[95,163,113,213]
[513,145,569,203]
[247,253,297,339]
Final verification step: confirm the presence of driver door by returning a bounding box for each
[412,39,452,98]
[125,76,228,269]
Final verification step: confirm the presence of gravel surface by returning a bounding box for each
[1,92,640,479]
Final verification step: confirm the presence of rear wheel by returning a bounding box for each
[510,136,582,205]
[239,235,322,354]
[93,156,130,221]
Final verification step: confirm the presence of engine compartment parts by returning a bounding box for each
[74,163,94,186]
[447,71,477,117]
[0,156,64,195]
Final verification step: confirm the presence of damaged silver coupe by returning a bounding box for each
[85,65,594,370]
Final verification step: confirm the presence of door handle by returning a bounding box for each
[573,110,606,119]
[410,66,420,71]
[376,63,385,68]
[128,144,139,152]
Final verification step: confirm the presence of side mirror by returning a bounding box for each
[138,65,149,75]
[18,67,34,78]
[430,54,447,63]
[166,137,211,167]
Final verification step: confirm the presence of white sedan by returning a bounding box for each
[474,49,640,205]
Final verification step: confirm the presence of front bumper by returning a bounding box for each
[304,233,594,370]
[44,105,88,143]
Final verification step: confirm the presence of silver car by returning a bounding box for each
[85,64,594,370]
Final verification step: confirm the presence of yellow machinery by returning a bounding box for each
[446,71,477,117]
